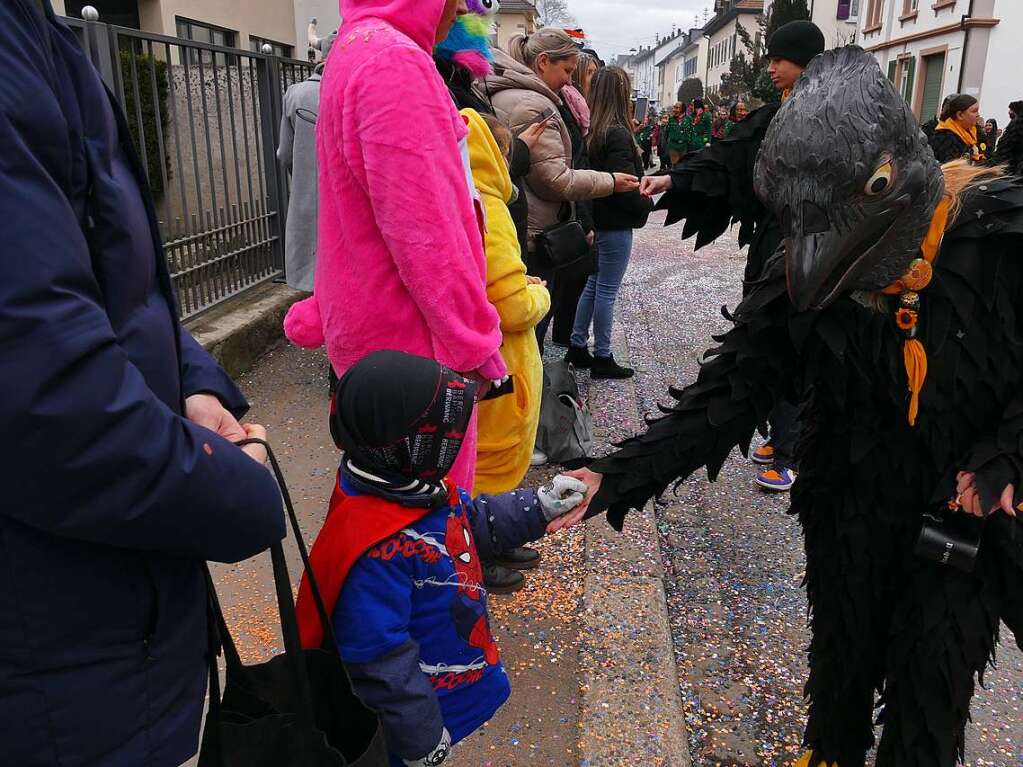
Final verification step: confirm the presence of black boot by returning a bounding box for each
[483,563,525,594]
[565,345,594,369]
[493,547,540,571]
[591,354,635,380]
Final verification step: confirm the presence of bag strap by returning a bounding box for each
[238,439,338,648]
[203,440,346,737]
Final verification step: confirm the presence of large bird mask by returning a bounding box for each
[755,46,945,311]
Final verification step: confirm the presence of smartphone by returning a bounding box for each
[527,107,556,127]
[635,97,649,123]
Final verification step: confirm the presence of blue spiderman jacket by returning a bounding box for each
[332,476,550,763]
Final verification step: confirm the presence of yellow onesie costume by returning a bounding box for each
[462,109,551,494]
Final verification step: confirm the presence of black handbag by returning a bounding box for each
[199,441,389,767]
[535,218,591,270]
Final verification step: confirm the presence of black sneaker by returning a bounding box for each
[565,345,594,369]
[591,354,635,380]
[483,563,525,594]
[494,547,540,571]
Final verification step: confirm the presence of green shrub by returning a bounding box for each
[120,50,172,199]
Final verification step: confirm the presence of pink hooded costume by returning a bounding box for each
[284,0,506,489]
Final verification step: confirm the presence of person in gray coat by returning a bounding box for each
[277,33,336,292]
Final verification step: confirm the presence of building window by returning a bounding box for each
[898,56,915,103]
[250,36,294,59]
[902,0,919,15]
[864,0,884,30]
[176,18,238,66]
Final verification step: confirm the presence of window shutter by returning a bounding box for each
[903,57,916,103]
[888,60,897,83]
[837,0,851,19]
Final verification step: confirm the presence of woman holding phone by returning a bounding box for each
[566,67,653,379]
[485,28,638,353]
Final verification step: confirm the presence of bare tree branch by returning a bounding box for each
[536,0,576,28]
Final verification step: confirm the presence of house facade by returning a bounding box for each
[494,0,539,50]
[619,45,658,108]
[682,31,708,94]
[703,0,765,95]
[654,27,707,109]
[763,0,861,48]
[654,29,688,111]
[58,0,298,57]
[859,0,1013,123]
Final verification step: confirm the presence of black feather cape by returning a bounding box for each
[589,179,1023,764]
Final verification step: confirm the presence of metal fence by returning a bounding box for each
[65,14,314,320]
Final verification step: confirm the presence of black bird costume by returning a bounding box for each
[586,47,1023,767]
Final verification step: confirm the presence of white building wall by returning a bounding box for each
[658,52,686,108]
[705,14,761,94]
[633,53,658,106]
[861,0,1016,120]
[810,0,861,48]
[977,0,1023,124]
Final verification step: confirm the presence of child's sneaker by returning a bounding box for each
[756,466,797,492]
[752,443,775,465]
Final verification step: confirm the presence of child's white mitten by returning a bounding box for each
[537,475,588,521]
[403,728,451,766]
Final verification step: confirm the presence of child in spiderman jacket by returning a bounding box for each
[295,350,588,767]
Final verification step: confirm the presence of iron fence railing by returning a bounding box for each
[64,14,314,320]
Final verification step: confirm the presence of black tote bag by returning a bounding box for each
[198,441,389,767]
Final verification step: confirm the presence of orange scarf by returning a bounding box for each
[881,197,951,426]
[935,118,977,148]
[935,118,985,162]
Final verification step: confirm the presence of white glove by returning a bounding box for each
[537,475,588,521]
[403,728,452,767]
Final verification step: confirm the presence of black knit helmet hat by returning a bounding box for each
[766,20,826,68]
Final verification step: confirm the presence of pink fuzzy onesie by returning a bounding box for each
[284,0,506,489]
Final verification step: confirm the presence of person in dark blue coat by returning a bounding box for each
[0,2,287,765]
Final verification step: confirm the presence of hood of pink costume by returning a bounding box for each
[338,0,445,52]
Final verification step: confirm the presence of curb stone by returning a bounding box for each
[579,349,692,766]
[186,282,305,378]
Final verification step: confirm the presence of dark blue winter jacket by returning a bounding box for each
[0,2,286,765]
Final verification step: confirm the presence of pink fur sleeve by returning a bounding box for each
[347,49,504,375]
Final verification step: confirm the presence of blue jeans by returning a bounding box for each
[570,229,634,357]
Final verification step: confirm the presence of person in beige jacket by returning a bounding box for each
[485,29,638,355]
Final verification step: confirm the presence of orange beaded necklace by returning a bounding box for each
[880,197,952,426]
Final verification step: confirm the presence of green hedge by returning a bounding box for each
[120,50,172,200]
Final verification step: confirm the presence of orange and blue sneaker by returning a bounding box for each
[752,443,775,465]
[756,466,797,492]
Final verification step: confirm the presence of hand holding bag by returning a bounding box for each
[199,441,389,767]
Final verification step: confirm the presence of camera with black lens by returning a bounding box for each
[915,509,984,573]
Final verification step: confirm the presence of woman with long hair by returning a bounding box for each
[485,29,638,353]
[565,67,653,379]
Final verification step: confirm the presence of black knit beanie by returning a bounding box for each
[766,20,826,68]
